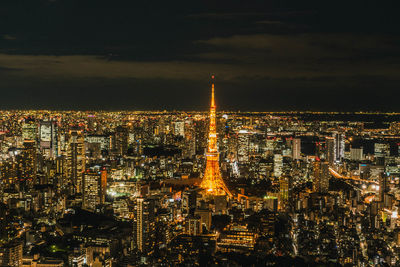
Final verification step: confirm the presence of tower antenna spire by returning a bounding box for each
[211,75,215,108]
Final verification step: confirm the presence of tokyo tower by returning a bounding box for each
[200,76,232,197]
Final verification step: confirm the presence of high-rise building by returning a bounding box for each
[279,176,290,210]
[185,215,202,236]
[237,130,250,163]
[334,133,345,163]
[273,154,283,177]
[313,161,330,193]
[200,77,232,197]
[174,121,185,137]
[374,143,390,158]
[183,120,196,158]
[22,120,37,142]
[292,138,301,160]
[350,147,363,161]
[194,208,212,232]
[82,168,107,211]
[19,140,37,185]
[133,197,155,253]
[114,125,129,156]
[67,130,85,193]
[265,138,275,157]
[378,172,388,202]
[325,137,335,166]
[194,120,207,155]
[39,120,58,158]
[182,189,197,216]
[0,240,23,267]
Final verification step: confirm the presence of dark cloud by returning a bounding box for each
[0,0,399,110]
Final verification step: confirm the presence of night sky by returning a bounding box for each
[1,0,399,111]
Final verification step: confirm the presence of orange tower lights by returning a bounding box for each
[200,76,232,197]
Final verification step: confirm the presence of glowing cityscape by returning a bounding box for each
[1,0,400,266]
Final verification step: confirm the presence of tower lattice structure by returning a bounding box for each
[200,77,232,197]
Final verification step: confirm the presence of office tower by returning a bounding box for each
[185,215,202,235]
[67,130,85,193]
[86,135,110,154]
[68,252,85,267]
[226,133,238,162]
[260,212,276,243]
[333,133,345,163]
[315,141,325,160]
[182,189,197,216]
[114,125,128,156]
[200,77,232,197]
[183,120,196,158]
[379,172,388,202]
[374,143,390,158]
[56,155,67,180]
[273,154,283,177]
[350,147,363,161]
[22,120,37,142]
[265,138,275,157]
[313,161,330,193]
[292,138,301,160]
[19,140,37,185]
[194,120,207,154]
[237,130,250,163]
[0,240,23,267]
[133,197,155,253]
[174,121,185,137]
[82,168,107,211]
[325,137,335,166]
[39,120,58,158]
[194,209,212,231]
[279,176,289,210]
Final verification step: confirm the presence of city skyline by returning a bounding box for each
[1,91,400,265]
[1,1,400,266]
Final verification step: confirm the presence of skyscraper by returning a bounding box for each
[200,77,232,197]
[333,133,345,163]
[292,138,301,160]
[133,197,155,253]
[273,154,283,178]
[0,240,23,267]
[22,120,37,142]
[174,121,185,137]
[279,176,290,210]
[325,137,335,166]
[350,147,363,161]
[185,215,202,235]
[39,120,58,159]
[19,140,37,186]
[374,143,390,158]
[82,168,107,211]
[237,130,250,163]
[67,130,85,193]
[114,125,129,156]
[313,160,330,193]
[378,172,388,203]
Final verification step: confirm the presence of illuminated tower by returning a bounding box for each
[200,76,232,197]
